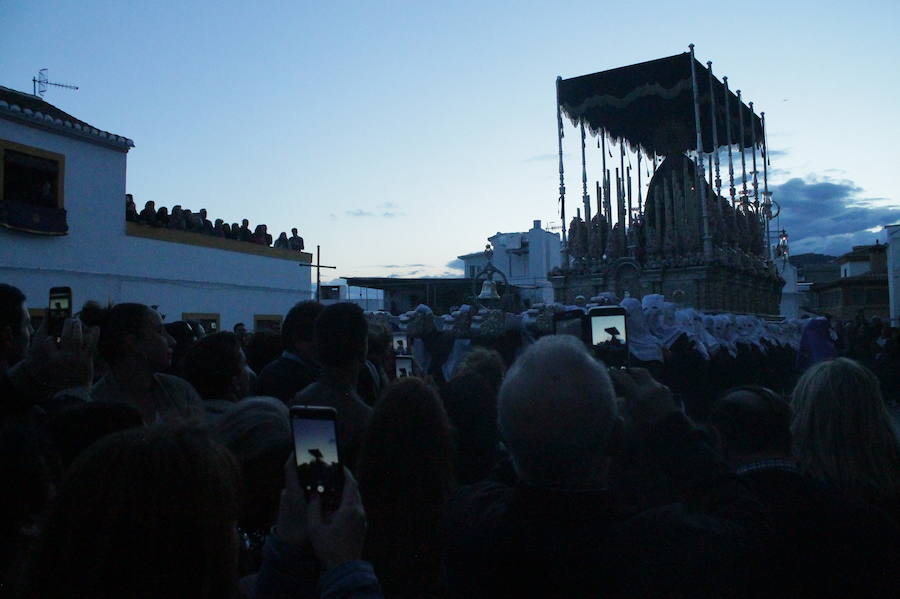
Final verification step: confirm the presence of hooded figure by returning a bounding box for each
[796,317,837,372]
[620,298,663,363]
[712,314,738,358]
[641,294,664,339]
[702,315,722,355]
[734,315,766,352]
[673,309,710,360]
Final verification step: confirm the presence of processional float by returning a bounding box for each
[551,45,783,314]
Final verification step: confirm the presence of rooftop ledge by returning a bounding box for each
[126,222,313,263]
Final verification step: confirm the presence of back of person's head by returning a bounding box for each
[792,357,900,500]
[244,330,282,374]
[0,422,54,545]
[366,321,392,366]
[281,300,323,351]
[315,302,367,368]
[25,425,241,599]
[498,335,617,487]
[164,320,197,375]
[182,332,246,401]
[47,402,143,471]
[0,283,28,365]
[710,386,792,460]
[358,377,454,526]
[442,370,500,484]
[357,378,454,592]
[77,300,105,328]
[215,397,290,534]
[97,303,159,367]
[456,346,506,393]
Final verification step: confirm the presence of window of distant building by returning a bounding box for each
[468,265,476,278]
[254,314,282,333]
[0,139,67,234]
[182,313,220,335]
[1,140,64,208]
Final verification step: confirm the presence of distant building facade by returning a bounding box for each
[342,277,474,314]
[810,244,889,321]
[0,85,312,330]
[458,220,562,305]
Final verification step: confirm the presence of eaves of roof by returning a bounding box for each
[0,86,134,152]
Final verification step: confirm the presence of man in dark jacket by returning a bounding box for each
[255,301,323,403]
[445,335,771,598]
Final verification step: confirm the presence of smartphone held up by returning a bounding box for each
[290,406,344,513]
[552,306,630,369]
[588,306,629,369]
[47,286,72,338]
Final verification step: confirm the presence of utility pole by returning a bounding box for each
[298,244,336,301]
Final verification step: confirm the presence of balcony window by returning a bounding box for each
[0,139,67,234]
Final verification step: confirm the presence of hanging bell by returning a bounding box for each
[477,279,500,301]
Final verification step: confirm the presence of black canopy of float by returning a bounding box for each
[558,53,762,157]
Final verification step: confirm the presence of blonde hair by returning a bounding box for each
[791,358,900,501]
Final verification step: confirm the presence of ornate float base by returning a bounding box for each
[550,259,783,314]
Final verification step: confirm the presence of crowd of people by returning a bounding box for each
[125,194,306,251]
[1,281,899,598]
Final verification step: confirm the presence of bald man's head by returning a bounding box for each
[498,335,618,487]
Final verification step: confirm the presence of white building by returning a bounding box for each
[0,85,312,332]
[776,259,802,319]
[458,220,561,304]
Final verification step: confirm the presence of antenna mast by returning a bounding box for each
[32,69,79,98]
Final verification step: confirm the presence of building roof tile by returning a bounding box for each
[0,86,134,150]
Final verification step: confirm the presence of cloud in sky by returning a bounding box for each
[445,258,464,273]
[772,175,900,255]
[346,202,403,218]
[375,263,428,268]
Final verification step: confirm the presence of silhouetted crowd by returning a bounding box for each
[125,195,305,251]
[1,281,899,598]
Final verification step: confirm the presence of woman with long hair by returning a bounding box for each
[357,378,455,598]
[792,357,900,519]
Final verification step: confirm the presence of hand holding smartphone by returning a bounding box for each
[48,286,72,339]
[392,333,410,356]
[394,356,413,379]
[290,406,344,513]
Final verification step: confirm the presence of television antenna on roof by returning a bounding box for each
[32,69,79,98]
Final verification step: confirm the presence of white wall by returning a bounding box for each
[842,260,869,278]
[887,225,900,326]
[0,118,311,330]
[777,260,801,318]
[461,221,562,305]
